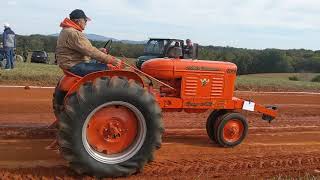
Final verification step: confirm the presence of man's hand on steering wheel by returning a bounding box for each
[108,56,125,69]
[101,40,112,54]
[99,48,109,54]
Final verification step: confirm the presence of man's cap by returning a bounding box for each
[186,39,191,43]
[69,9,91,21]
[3,23,10,28]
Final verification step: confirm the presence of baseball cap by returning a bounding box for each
[3,23,10,28]
[69,9,91,21]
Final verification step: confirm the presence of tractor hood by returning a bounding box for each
[138,55,160,61]
[136,55,161,69]
[141,58,237,80]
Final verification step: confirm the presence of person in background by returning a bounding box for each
[55,9,123,77]
[0,43,4,62]
[2,23,16,70]
[22,50,28,62]
[183,39,193,59]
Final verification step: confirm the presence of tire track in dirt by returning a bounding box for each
[143,153,320,178]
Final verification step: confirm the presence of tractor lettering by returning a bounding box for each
[186,66,201,70]
[186,66,221,71]
[226,69,237,74]
[185,102,213,107]
[201,67,221,71]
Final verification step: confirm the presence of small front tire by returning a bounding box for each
[215,113,248,147]
[206,110,228,143]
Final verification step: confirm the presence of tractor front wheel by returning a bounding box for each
[206,110,228,143]
[58,76,163,178]
[214,112,248,147]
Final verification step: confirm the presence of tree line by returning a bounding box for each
[198,46,320,74]
[3,34,320,74]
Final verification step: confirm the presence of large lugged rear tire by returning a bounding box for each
[58,76,163,178]
[52,85,67,120]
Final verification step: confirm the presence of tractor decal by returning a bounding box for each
[200,78,210,86]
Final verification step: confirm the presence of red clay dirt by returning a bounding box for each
[0,87,319,179]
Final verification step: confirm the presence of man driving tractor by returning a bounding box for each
[55,9,122,76]
[47,9,124,149]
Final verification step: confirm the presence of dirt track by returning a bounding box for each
[0,87,319,179]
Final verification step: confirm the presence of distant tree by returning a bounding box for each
[0,34,318,73]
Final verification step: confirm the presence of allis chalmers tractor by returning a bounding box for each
[52,43,277,178]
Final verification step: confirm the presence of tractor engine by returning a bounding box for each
[141,58,238,100]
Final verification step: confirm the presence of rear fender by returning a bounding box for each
[56,70,82,92]
[58,75,81,92]
[64,70,145,99]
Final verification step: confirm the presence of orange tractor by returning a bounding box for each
[52,45,277,177]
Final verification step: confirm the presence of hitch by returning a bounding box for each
[262,106,278,123]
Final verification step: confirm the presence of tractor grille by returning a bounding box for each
[211,74,224,97]
[184,77,197,96]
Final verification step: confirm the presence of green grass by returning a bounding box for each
[311,75,320,82]
[236,73,320,92]
[0,62,63,86]
[288,75,299,81]
[1,60,320,92]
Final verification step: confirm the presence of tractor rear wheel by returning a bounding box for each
[206,110,228,143]
[52,85,67,120]
[214,112,248,147]
[58,76,163,178]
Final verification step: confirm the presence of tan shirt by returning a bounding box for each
[55,27,113,69]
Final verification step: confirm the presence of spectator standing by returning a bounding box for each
[0,43,4,62]
[23,50,28,62]
[2,23,16,70]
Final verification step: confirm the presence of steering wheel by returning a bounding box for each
[104,40,113,52]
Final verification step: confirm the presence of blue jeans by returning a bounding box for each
[4,48,14,69]
[68,61,107,77]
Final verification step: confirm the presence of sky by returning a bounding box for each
[1,0,320,50]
